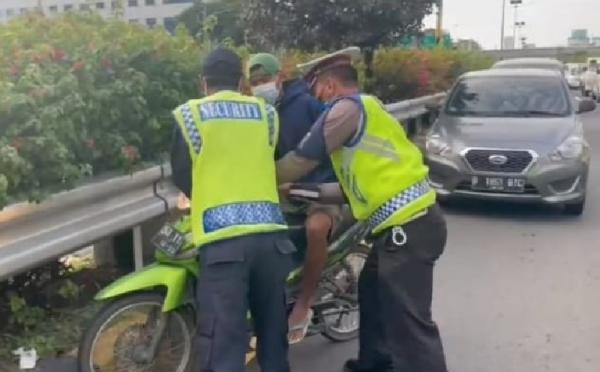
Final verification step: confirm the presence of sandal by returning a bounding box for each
[288,309,314,345]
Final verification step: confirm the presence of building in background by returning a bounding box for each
[568,29,591,47]
[455,39,482,51]
[592,37,600,47]
[0,0,194,30]
[502,36,515,50]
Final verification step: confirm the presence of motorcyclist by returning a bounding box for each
[248,53,342,344]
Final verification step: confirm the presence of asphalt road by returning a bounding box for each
[37,107,600,372]
[268,107,600,372]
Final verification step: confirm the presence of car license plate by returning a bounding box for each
[151,224,186,257]
[471,176,526,193]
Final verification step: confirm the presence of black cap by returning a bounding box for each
[202,48,243,86]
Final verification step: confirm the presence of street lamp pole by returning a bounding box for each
[512,4,518,45]
[510,0,523,49]
[500,0,506,49]
[436,0,444,45]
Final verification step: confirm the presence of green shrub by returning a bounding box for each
[0,14,203,207]
[0,14,494,208]
[281,48,493,103]
[366,49,428,101]
[366,48,494,102]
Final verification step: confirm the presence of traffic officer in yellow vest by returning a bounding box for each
[171,48,294,372]
[277,49,448,372]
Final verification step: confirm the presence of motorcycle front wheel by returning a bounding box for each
[78,292,194,372]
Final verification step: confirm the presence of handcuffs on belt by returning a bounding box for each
[391,226,408,247]
[388,208,430,248]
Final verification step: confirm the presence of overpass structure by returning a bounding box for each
[485,46,600,61]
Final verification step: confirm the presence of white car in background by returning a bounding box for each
[565,63,583,90]
[492,58,565,74]
[493,58,580,89]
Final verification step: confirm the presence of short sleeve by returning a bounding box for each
[296,99,361,159]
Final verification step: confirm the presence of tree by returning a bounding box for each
[178,0,244,44]
[243,0,437,50]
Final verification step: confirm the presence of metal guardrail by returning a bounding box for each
[0,92,446,280]
[0,165,179,280]
[387,92,446,121]
[388,92,447,139]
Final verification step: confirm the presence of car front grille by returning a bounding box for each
[464,149,534,173]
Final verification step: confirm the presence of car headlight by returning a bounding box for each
[550,136,586,161]
[426,135,451,156]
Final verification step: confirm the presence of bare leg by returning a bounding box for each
[288,211,332,342]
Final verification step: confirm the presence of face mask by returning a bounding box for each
[252,81,280,105]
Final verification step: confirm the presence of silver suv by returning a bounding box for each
[425,69,595,215]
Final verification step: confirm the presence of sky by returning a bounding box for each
[423,0,600,49]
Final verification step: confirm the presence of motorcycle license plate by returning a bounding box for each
[151,224,186,257]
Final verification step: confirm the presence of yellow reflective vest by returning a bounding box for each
[329,95,435,233]
[173,91,287,247]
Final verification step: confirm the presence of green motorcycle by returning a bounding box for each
[78,205,370,372]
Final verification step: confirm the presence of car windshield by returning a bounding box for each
[446,76,571,117]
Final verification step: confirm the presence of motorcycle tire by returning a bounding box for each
[78,292,195,372]
[321,244,370,342]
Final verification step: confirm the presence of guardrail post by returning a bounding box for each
[93,239,116,267]
[416,115,424,136]
[418,113,434,137]
[406,118,417,138]
[133,225,144,271]
[93,217,166,272]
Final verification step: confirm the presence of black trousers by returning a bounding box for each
[195,231,295,372]
[358,205,448,372]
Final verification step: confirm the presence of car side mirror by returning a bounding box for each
[578,98,597,114]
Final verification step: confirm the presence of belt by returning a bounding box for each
[370,207,429,237]
[203,201,285,233]
[368,180,431,230]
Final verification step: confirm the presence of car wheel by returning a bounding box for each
[564,199,585,216]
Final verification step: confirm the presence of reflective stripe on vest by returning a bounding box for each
[180,103,202,154]
[203,201,285,233]
[368,179,431,229]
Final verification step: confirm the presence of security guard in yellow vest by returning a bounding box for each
[277,49,448,372]
[171,48,294,372]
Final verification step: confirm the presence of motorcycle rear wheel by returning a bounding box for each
[78,292,194,372]
[321,244,369,342]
